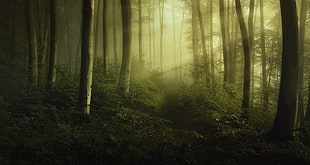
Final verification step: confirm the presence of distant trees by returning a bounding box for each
[269,0,299,140]
[77,0,95,114]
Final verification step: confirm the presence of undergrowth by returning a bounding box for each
[0,72,310,164]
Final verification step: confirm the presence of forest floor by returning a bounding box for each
[1,76,310,164]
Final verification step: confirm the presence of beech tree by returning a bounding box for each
[77,0,95,115]
[26,0,38,93]
[47,0,57,89]
[119,0,132,96]
[235,0,251,119]
[219,0,229,83]
[269,0,299,140]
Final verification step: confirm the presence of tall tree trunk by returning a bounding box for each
[26,0,38,92]
[47,0,56,89]
[152,0,156,69]
[77,0,95,115]
[119,0,132,96]
[191,0,199,82]
[235,0,251,120]
[219,0,229,83]
[138,0,143,68]
[297,0,308,126]
[38,0,50,87]
[94,0,101,66]
[305,83,310,121]
[179,9,185,82]
[248,0,255,107]
[270,0,299,140]
[159,0,165,73]
[148,0,152,69]
[196,0,209,84]
[103,0,107,74]
[210,0,214,84]
[64,0,73,78]
[260,0,268,110]
[113,0,119,70]
[173,3,177,80]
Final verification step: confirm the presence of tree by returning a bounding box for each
[260,0,268,110]
[191,0,199,82]
[138,0,143,68]
[219,0,229,83]
[47,0,57,89]
[235,0,251,119]
[119,0,132,96]
[102,0,107,74]
[196,0,209,84]
[77,0,95,115]
[297,0,308,126]
[248,0,254,107]
[159,0,165,73]
[26,0,38,93]
[269,0,299,140]
[210,0,214,84]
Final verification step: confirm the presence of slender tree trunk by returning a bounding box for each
[77,0,95,115]
[113,0,119,70]
[297,0,307,126]
[260,0,268,110]
[138,0,143,68]
[26,0,38,92]
[152,0,156,68]
[305,83,310,121]
[159,0,165,73]
[103,0,107,74]
[210,0,214,84]
[270,0,299,140]
[248,0,255,107]
[47,0,56,89]
[219,0,229,83]
[235,0,251,120]
[148,0,152,69]
[196,0,209,84]
[173,3,177,81]
[64,0,73,78]
[119,0,132,96]
[191,0,199,82]
[94,0,101,66]
[179,10,185,82]
[37,0,50,87]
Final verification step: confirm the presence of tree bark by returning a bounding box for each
[196,0,209,84]
[235,0,251,120]
[210,0,214,84]
[191,0,199,82]
[138,0,143,68]
[297,0,308,126]
[77,0,95,115]
[47,0,56,89]
[159,0,165,73]
[260,0,268,110]
[270,0,299,140]
[103,0,107,74]
[26,0,39,92]
[119,0,132,96]
[248,0,255,107]
[113,0,119,70]
[219,0,229,83]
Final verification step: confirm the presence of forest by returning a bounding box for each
[0,0,310,164]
